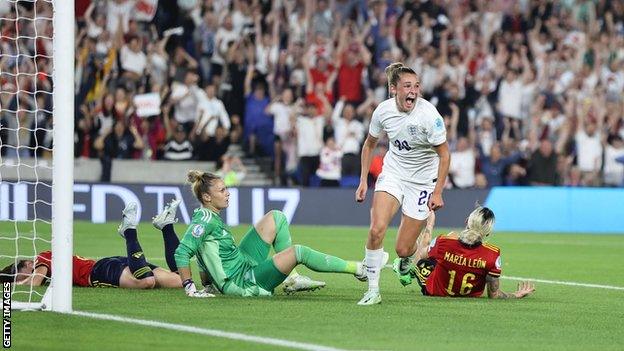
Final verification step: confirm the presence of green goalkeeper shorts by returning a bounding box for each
[239,226,271,264]
[239,226,288,292]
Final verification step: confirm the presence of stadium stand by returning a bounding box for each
[1,0,622,187]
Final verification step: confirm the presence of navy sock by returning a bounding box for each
[123,228,153,279]
[161,224,180,272]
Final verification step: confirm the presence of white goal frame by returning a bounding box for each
[10,0,74,313]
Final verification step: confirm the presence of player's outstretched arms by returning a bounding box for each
[486,276,535,299]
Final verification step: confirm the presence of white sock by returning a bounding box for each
[365,247,384,292]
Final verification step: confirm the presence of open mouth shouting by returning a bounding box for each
[404,96,416,110]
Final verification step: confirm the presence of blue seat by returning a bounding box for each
[340,175,360,188]
[309,175,321,187]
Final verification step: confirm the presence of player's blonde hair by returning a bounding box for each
[385,62,417,91]
[187,170,220,205]
[459,206,495,245]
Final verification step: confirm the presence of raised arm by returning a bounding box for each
[84,1,97,28]
[129,124,144,150]
[162,105,174,140]
[253,10,263,48]
[331,97,346,124]
[303,49,314,94]
[244,49,255,96]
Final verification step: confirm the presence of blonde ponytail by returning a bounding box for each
[459,206,495,245]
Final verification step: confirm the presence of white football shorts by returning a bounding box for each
[374,171,436,220]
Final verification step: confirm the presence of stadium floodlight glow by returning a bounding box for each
[1,0,74,312]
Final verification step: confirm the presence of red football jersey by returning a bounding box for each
[425,234,501,297]
[35,251,96,287]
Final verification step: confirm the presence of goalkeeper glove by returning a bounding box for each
[183,279,215,298]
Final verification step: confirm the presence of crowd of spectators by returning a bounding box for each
[1,0,623,187]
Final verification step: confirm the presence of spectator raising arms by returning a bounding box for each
[4,0,619,188]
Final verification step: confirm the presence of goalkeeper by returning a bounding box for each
[174,170,367,297]
[0,200,184,290]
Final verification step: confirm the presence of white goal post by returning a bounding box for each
[1,0,74,312]
[49,0,74,313]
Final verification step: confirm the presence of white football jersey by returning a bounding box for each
[369,97,446,184]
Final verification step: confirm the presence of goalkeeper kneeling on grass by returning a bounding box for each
[175,170,367,298]
[395,206,536,299]
[0,200,185,289]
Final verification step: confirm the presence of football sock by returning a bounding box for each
[272,211,292,253]
[161,224,180,272]
[294,245,357,274]
[365,247,384,292]
[123,228,154,279]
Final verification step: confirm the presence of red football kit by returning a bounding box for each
[35,251,96,287]
[425,234,501,297]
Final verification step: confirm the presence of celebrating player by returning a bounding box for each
[174,170,366,297]
[0,200,184,290]
[355,62,451,305]
[410,207,535,298]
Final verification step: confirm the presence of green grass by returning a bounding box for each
[2,221,624,351]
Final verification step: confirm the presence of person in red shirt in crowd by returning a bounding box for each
[308,54,335,88]
[303,49,336,114]
[336,24,371,104]
[405,207,535,299]
[1,201,184,290]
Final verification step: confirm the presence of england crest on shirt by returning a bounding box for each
[407,124,419,139]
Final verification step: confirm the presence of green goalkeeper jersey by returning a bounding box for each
[174,207,263,296]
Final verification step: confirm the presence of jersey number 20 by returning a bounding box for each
[393,139,411,151]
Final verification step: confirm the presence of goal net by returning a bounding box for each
[0,0,73,312]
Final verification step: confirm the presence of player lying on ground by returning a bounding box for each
[0,201,183,289]
[174,170,367,297]
[396,207,535,298]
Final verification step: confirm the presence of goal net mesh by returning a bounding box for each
[0,0,55,307]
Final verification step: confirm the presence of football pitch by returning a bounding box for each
[4,221,624,351]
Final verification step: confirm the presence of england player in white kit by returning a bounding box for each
[356,63,450,305]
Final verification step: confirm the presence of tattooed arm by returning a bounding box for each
[486,276,535,299]
[415,211,436,261]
